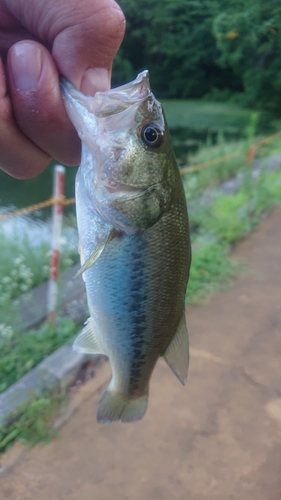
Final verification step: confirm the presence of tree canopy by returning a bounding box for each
[213,1,281,112]
[112,0,281,113]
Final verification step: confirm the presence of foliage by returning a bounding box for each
[213,1,281,113]
[112,0,281,113]
[0,231,78,303]
[186,240,236,303]
[0,230,79,326]
[183,135,249,199]
[0,318,78,394]
[185,138,281,302]
[207,192,251,243]
[0,390,66,455]
[205,169,281,242]
[114,0,241,97]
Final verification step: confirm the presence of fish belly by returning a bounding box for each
[81,194,190,400]
[76,166,190,424]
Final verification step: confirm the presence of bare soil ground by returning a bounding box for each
[1,207,281,500]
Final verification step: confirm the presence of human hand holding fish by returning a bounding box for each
[0,0,191,424]
[61,71,191,424]
[0,0,125,178]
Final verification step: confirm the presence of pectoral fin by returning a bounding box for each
[74,230,114,279]
[73,318,105,354]
[163,312,189,385]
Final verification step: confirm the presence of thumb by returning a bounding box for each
[7,0,125,95]
[52,0,126,94]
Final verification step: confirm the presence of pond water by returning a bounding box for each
[0,160,78,247]
[0,160,77,215]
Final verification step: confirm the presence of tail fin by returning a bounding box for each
[97,389,148,424]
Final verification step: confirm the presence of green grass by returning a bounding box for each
[0,230,79,326]
[185,156,281,303]
[0,231,78,299]
[0,318,78,394]
[186,241,237,304]
[205,169,281,243]
[183,135,250,199]
[0,390,66,455]
[162,99,252,132]
[0,317,78,454]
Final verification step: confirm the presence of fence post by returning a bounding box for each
[246,144,257,166]
[47,165,65,324]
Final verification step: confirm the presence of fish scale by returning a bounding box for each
[61,71,191,423]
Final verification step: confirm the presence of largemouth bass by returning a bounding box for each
[61,71,191,424]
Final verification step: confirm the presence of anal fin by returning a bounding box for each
[73,318,105,355]
[163,312,189,385]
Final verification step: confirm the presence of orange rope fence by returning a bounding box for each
[1,129,281,222]
[181,130,281,175]
[0,197,75,222]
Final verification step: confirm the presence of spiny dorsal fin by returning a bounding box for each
[163,312,189,385]
[73,318,105,354]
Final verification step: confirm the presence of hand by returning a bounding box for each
[0,0,125,178]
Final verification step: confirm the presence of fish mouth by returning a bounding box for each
[61,71,152,119]
[104,183,147,194]
[105,181,172,208]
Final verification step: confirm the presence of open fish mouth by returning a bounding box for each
[61,70,152,119]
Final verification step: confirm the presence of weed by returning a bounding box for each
[0,318,78,394]
[186,143,281,303]
[0,230,78,303]
[183,136,250,199]
[0,389,67,455]
[207,192,252,244]
[186,240,237,304]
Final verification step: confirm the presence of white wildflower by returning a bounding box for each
[59,236,68,247]
[14,255,25,266]
[63,258,73,267]
[2,276,12,284]
[0,324,14,339]
[42,265,49,275]
[20,283,29,292]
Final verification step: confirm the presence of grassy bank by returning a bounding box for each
[0,318,79,455]
[185,148,281,304]
[0,318,78,395]
[0,390,66,454]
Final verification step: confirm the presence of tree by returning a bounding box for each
[113,0,241,97]
[213,1,281,112]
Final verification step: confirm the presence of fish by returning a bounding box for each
[61,71,191,424]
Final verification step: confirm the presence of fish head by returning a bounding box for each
[61,71,177,233]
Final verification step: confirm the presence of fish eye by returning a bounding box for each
[141,123,164,148]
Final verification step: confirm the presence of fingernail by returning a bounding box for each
[80,68,110,96]
[9,42,42,91]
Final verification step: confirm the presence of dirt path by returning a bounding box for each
[1,207,281,500]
